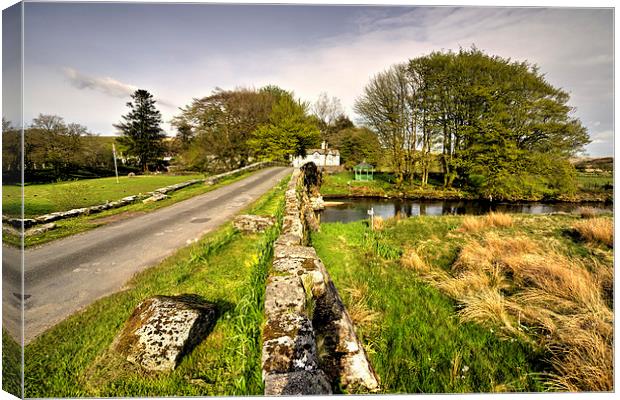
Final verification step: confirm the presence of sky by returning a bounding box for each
[2,2,614,156]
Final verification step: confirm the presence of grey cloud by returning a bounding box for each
[62,67,175,108]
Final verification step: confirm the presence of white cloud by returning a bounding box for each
[63,67,176,108]
[173,7,611,154]
[30,7,613,155]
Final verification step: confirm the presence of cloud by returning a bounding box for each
[589,130,613,144]
[62,67,176,108]
[180,7,611,154]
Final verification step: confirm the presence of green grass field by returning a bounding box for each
[3,174,205,217]
[576,173,613,191]
[3,170,258,247]
[321,171,465,199]
[322,171,613,202]
[311,213,614,393]
[312,220,547,393]
[24,176,288,398]
[2,329,22,397]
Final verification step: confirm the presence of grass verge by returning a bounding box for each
[3,169,259,248]
[23,175,288,397]
[3,174,205,217]
[2,329,22,397]
[312,212,613,392]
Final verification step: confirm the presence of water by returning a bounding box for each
[319,197,612,223]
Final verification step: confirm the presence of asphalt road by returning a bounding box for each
[2,167,291,343]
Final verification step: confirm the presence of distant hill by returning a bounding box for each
[570,157,613,173]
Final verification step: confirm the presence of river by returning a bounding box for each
[319,197,612,223]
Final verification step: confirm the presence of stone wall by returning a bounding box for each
[262,163,380,395]
[3,161,279,229]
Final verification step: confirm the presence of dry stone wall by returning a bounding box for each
[262,163,380,395]
[3,161,278,229]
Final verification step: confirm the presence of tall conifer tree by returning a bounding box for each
[114,89,166,171]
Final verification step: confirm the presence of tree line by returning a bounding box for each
[354,47,590,199]
[2,115,123,183]
[170,86,379,172]
[3,47,590,200]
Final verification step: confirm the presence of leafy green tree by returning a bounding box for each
[172,88,275,172]
[354,64,417,186]
[250,94,321,161]
[29,114,89,176]
[2,118,21,183]
[330,127,381,168]
[358,47,590,199]
[114,89,166,172]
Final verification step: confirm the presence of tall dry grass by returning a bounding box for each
[372,215,385,231]
[458,212,513,232]
[343,283,380,329]
[573,218,613,247]
[402,232,614,391]
[576,206,598,219]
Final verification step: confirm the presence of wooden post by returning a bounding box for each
[368,207,374,230]
[112,143,120,184]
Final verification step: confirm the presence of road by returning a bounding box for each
[2,167,291,343]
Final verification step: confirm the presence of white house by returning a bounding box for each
[291,141,340,168]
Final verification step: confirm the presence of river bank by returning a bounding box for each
[320,172,613,203]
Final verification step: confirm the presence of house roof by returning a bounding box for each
[307,148,340,156]
[354,162,374,170]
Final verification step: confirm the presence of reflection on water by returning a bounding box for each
[319,198,613,223]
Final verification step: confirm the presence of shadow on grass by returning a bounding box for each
[83,296,235,392]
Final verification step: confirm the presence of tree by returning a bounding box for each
[28,114,89,176]
[354,64,416,186]
[2,118,21,183]
[250,94,321,161]
[114,89,166,172]
[357,48,590,199]
[172,87,275,172]
[312,92,343,132]
[331,127,381,168]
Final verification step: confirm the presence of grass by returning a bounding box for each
[459,212,513,233]
[311,212,613,392]
[2,329,22,397]
[3,170,258,248]
[23,175,288,398]
[321,171,613,202]
[320,171,467,199]
[3,174,205,217]
[576,173,613,192]
[312,220,547,393]
[572,217,613,247]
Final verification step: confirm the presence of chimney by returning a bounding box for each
[321,141,326,150]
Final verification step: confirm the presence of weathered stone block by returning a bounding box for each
[282,215,304,238]
[272,257,317,275]
[310,195,324,211]
[275,233,303,246]
[264,276,306,316]
[112,294,216,371]
[262,313,319,375]
[142,193,169,203]
[273,244,317,261]
[25,222,56,236]
[233,214,276,233]
[264,370,332,395]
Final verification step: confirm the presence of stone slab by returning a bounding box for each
[264,370,332,395]
[112,294,216,371]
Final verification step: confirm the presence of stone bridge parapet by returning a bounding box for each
[262,162,380,395]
